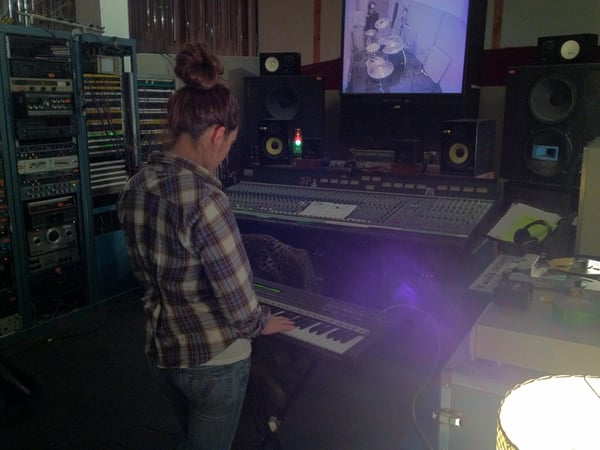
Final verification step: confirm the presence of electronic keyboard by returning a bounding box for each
[254,278,392,364]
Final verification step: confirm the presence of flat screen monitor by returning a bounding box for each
[339,0,488,149]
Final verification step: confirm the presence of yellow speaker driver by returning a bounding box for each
[448,142,469,165]
[264,137,284,156]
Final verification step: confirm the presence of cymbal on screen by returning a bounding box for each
[375,18,389,29]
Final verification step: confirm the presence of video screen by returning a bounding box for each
[532,144,560,161]
[341,0,470,95]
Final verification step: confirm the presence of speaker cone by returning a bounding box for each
[560,40,581,60]
[266,86,301,120]
[264,137,285,157]
[447,142,470,166]
[529,75,576,124]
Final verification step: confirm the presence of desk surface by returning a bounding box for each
[469,291,600,374]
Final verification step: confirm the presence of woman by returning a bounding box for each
[365,2,379,32]
[117,43,295,450]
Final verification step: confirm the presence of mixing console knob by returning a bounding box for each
[47,228,61,243]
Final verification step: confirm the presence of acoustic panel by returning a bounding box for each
[575,138,600,259]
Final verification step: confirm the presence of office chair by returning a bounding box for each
[242,233,317,292]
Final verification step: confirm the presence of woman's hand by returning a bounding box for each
[261,315,296,335]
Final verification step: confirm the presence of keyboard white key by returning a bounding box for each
[282,323,366,355]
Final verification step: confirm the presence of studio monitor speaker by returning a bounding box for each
[440,119,495,176]
[259,52,301,76]
[257,119,291,164]
[245,75,325,165]
[537,34,598,64]
[501,63,600,188]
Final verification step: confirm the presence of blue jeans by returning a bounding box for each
[151,357,251,450]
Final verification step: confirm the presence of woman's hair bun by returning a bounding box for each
[174,43,224,91]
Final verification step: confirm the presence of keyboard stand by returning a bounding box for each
[259,357,319,450]
[243,278,395,447]
[252,354,319,450]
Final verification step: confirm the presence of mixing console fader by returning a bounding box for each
[226,181,494,239]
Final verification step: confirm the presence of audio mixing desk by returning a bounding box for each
[226,179,496,242]
[226,168,499,308]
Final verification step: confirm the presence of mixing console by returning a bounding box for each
[226,181,494,239]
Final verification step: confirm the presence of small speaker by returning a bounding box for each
[537,34,598,64]
[258,119,291,164]
[259,52,301,76]
[440,119,495,176]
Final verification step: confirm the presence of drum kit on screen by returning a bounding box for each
[364,17,407,90]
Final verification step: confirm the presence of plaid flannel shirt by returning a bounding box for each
[117,151,268,367]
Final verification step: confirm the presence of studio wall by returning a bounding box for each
[91,1,600,164]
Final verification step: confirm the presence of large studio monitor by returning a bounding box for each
[244,75,325,165]
[500,63,600,189]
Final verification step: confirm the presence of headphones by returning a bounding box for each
[513,219,553,254]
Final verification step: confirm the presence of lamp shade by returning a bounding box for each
[497,375,600,449]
